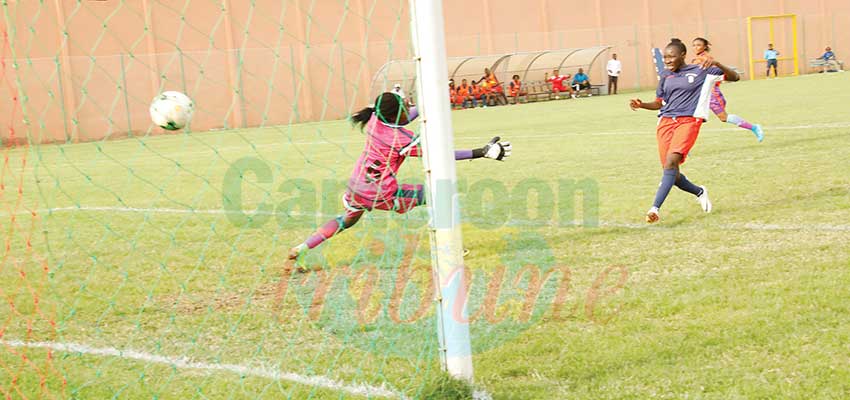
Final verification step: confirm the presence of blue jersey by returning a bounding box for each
[656,64,724,120]
[764,49,779,60]
[573,73,589,84]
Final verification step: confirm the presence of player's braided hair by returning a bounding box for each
[350,92,406,130]
[693,37,711,52]
[667,38,687,55]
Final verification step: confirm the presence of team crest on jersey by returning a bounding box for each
[686,73,698,83]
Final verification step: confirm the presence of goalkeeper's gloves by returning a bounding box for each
[479,136,512,161]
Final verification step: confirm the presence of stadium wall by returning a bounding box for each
[1,0,847,144]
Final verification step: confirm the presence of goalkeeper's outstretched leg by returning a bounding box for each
[287,92,512,262]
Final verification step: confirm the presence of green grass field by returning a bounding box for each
[2,73,850,399]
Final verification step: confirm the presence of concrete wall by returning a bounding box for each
[1,0,847,144]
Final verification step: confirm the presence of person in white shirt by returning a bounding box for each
[392,83,414,107]
[392,83,406,99]
[606,53,622,95]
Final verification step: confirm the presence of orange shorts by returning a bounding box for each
[656,116,703,165]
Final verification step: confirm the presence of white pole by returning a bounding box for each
[409,0,474,381]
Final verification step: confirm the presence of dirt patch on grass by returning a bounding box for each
[159,282,287,314]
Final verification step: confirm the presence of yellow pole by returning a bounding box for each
[769,18,775,76]
[747,17,755,80]
[792,15,799,75]
[769,18,774,46]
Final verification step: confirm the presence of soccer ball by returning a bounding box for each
[150,91,194,131]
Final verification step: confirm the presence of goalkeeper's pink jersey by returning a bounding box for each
[347,113,420,203]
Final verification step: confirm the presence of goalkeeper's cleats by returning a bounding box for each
[646,207,660,224]
[288,243,307,260]
[697,186,712,213]
[483,136,512,161]
[751,124,764,142]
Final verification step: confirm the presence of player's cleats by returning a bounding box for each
[463,248,470,257]
[483,136,512,161]
[646,207,660,223]
[288,243,307,260]
[697,186,712,213]
[751,124,764,142]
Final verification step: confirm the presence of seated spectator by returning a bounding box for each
[480,68,508,105]
[457,79,476,108]
[572,68,592,97]
[449,79,461,109]
[819,46,842,73]
[508,74,527,104]
[546,69,575,99]
[470,80,485,107]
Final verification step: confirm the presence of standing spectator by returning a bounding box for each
[546,69,575,99]
[764,43,779,78]
[606,53,622,94]
[818,46,841,73]
[392,83,406,99]
[392,83,414,108]
[572,68,592,97]
[508,74,526,104]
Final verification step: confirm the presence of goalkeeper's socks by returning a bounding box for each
[653,169,678,209]
[726,114,754,131]
[305,217,342,249]
[675,173,703,197]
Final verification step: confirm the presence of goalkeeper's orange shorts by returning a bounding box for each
[656,116,703,165]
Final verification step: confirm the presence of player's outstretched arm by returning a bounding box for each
[630,98,662,111]
[711,61,740,82]
[455,136,512,161]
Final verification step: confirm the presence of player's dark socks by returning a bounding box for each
[675,173,703,197]
[653,169,678,209]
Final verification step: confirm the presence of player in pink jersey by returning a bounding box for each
[691,37,764,142]
[288,92,512,261]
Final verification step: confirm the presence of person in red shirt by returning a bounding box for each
[546,69,576,99]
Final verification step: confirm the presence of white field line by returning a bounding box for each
[17,121,850,166]
[470,121,850,140]
[6,206,850,232]
[1,339,405,399]
[198,121,850,146]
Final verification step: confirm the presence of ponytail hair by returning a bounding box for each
[350,105,375,130]
[350,92,405,130]
[693,37,711,52]
[667,38,687,55]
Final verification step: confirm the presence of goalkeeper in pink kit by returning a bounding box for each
[288,92,512,260]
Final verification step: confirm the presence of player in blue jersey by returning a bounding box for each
[630,38,740,223]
